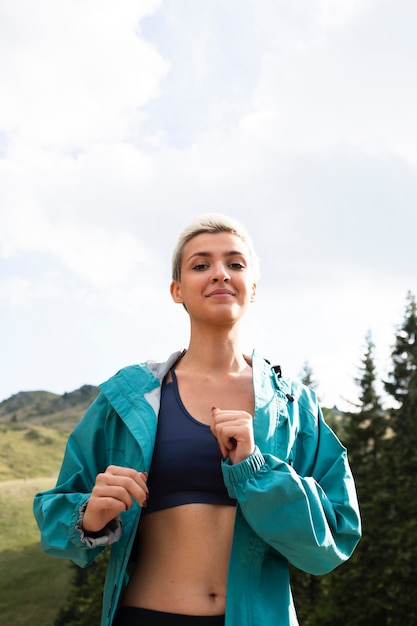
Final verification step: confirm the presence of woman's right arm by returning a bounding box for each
[33,393,147,568]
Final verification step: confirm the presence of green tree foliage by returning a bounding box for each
[54,550,108,626]
[379,291,417,623]
[384,291,417,413]
[290,567,325,625]
[316,293,417,625]
[347,331,387,464]
[312,332,390,624]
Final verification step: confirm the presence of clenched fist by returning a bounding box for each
[82,465,148,533]
[210,407,255,465]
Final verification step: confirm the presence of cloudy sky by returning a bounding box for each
[1,0,416,410]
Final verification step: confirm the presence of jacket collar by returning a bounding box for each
[145,350,186,382]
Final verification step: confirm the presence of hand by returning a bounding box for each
[211,407,255,465]
[82,465,148,533]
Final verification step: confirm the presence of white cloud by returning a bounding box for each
[0,141,159,288]
[317,0,377,26]
[0,200,157,290]
[0,275,61,308]
[0,0,168,150]
[48,227,152,289]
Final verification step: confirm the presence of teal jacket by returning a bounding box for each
[33,351,361,626]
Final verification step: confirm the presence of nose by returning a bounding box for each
[212,262,230,282]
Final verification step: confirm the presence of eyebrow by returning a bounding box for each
[186,250,247,262]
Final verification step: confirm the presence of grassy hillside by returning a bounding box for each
[0,386,98,626]
[0,478,72,626]
[0,425,69,482]
[0,385,98,431]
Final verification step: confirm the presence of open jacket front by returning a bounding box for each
[34,350,361,626]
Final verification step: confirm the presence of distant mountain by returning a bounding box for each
[0,385,99,431]
[0,386,98,481]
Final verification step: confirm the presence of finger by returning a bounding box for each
[211,408,240,456]
[106,466,147,484]
[90,493,132,515]
[105,466,149,493]
[217,427,239,452]
[96,470,149,507]
[211,408,230,458]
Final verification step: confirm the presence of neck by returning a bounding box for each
[179,323,249,375]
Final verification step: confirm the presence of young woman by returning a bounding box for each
[34,214,361,626]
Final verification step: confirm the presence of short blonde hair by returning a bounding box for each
[171,213,260,282]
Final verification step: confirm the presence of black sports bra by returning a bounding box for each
[142,368,236,515]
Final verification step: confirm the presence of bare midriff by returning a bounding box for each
[122,503,236,615]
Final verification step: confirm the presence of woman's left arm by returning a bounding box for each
[220,392,361,576]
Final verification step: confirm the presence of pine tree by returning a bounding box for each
[347,331,387,465]
[380,291,417,623]
[384,291,417,416]
[305,332,389,625]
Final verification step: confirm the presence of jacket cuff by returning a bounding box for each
[221,446,265,497]
[75,500,122,547]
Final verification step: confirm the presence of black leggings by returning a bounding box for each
[113,607,225,626]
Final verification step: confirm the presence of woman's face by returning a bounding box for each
[170,231,257,324]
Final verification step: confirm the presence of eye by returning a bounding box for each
[192,263,209,271]
[229,262,245,270]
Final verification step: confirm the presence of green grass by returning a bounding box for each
[0,544,71,626]
[0,477,72,626]
[0,477,57,549]
[0,426,68,481]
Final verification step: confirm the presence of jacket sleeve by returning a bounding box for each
[33,393,122,568]
[221,386,361,576]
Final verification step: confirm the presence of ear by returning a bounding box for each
[250,282,257,303]
[170,280,184,304]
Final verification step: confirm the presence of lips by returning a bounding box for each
[206,288,235,297]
